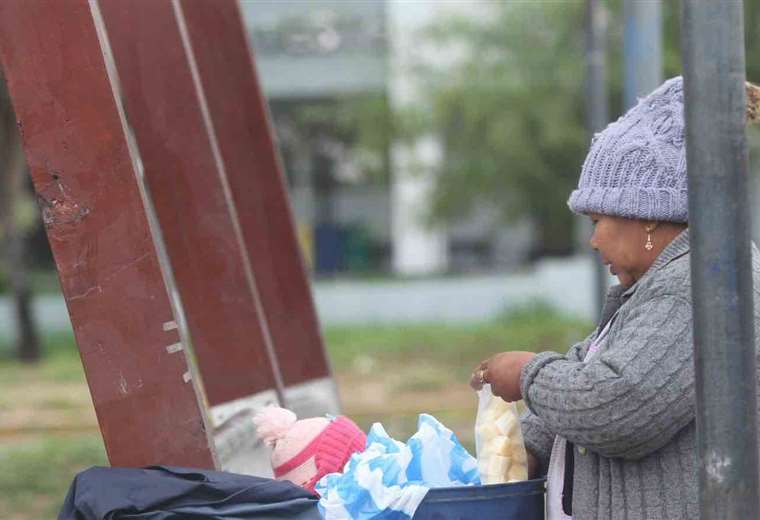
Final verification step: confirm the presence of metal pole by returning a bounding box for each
[623,0,663,109]
[585,0,608,319]
[682,1,760,518]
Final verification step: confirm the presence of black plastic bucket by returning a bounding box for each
[412,478,545,520]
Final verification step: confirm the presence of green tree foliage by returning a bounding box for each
[405,0,760,256]
[273,1,760,257]
[412,2,588,256]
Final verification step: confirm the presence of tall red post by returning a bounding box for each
[0,0,217,469]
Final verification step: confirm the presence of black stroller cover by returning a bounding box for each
[58,465,321,519]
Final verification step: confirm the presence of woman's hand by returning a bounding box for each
[470,351,536,402]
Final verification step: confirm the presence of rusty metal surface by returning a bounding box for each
[0,0,216,468]
[178,0,331,387]
[98,0,281,406]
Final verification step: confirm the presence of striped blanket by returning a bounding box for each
[317,414,480,520]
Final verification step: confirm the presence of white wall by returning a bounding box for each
[386,0,495,275]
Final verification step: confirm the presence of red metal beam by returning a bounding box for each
[0,0,216,468]
[177,0,332,388]
[98,0,282,407]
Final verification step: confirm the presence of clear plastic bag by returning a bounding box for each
[475,384,528,485]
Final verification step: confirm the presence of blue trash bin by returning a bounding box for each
[314,223,346,274]
[412,479,545,520]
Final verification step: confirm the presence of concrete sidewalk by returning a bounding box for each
[0,255,605,339]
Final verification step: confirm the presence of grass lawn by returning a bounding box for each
[0,304,590,520]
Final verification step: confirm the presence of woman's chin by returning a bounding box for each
[608,266,630,287]
[616,274,635,287]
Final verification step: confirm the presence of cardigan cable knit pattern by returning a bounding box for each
[520,230,760,519]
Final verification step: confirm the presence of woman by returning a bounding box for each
[471,76,760,519]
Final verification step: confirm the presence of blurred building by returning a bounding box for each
[241,0,533,277]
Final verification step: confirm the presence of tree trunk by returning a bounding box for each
[0,66,40,363]
[6,168,40,363]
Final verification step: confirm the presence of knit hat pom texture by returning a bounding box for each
[253,406,298,447]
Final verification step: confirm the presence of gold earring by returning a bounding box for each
[645,228,654,251]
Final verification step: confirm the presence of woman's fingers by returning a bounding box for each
[469,361,490,390]
[485,351,536,402]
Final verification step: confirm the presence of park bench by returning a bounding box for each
[0,0,338,474]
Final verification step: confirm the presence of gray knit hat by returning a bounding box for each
[568,76,688,223]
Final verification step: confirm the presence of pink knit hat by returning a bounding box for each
[253,406,366,494]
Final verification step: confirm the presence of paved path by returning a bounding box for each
[0,255,608,341]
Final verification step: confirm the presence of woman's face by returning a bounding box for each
[588,213,656,287]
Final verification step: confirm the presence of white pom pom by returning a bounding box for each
[253,406,297,447]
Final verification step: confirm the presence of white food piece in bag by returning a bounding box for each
[495,411,518,436]
[475,384,528,484]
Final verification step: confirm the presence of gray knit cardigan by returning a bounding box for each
[520,230,760,519]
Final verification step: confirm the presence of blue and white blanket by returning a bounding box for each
[317,414,480,520]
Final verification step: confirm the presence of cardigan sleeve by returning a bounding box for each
[520,294,695,460]
[520,410,553,475]
[518,334,594,474]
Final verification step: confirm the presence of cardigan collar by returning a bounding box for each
[622,228,690,299]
